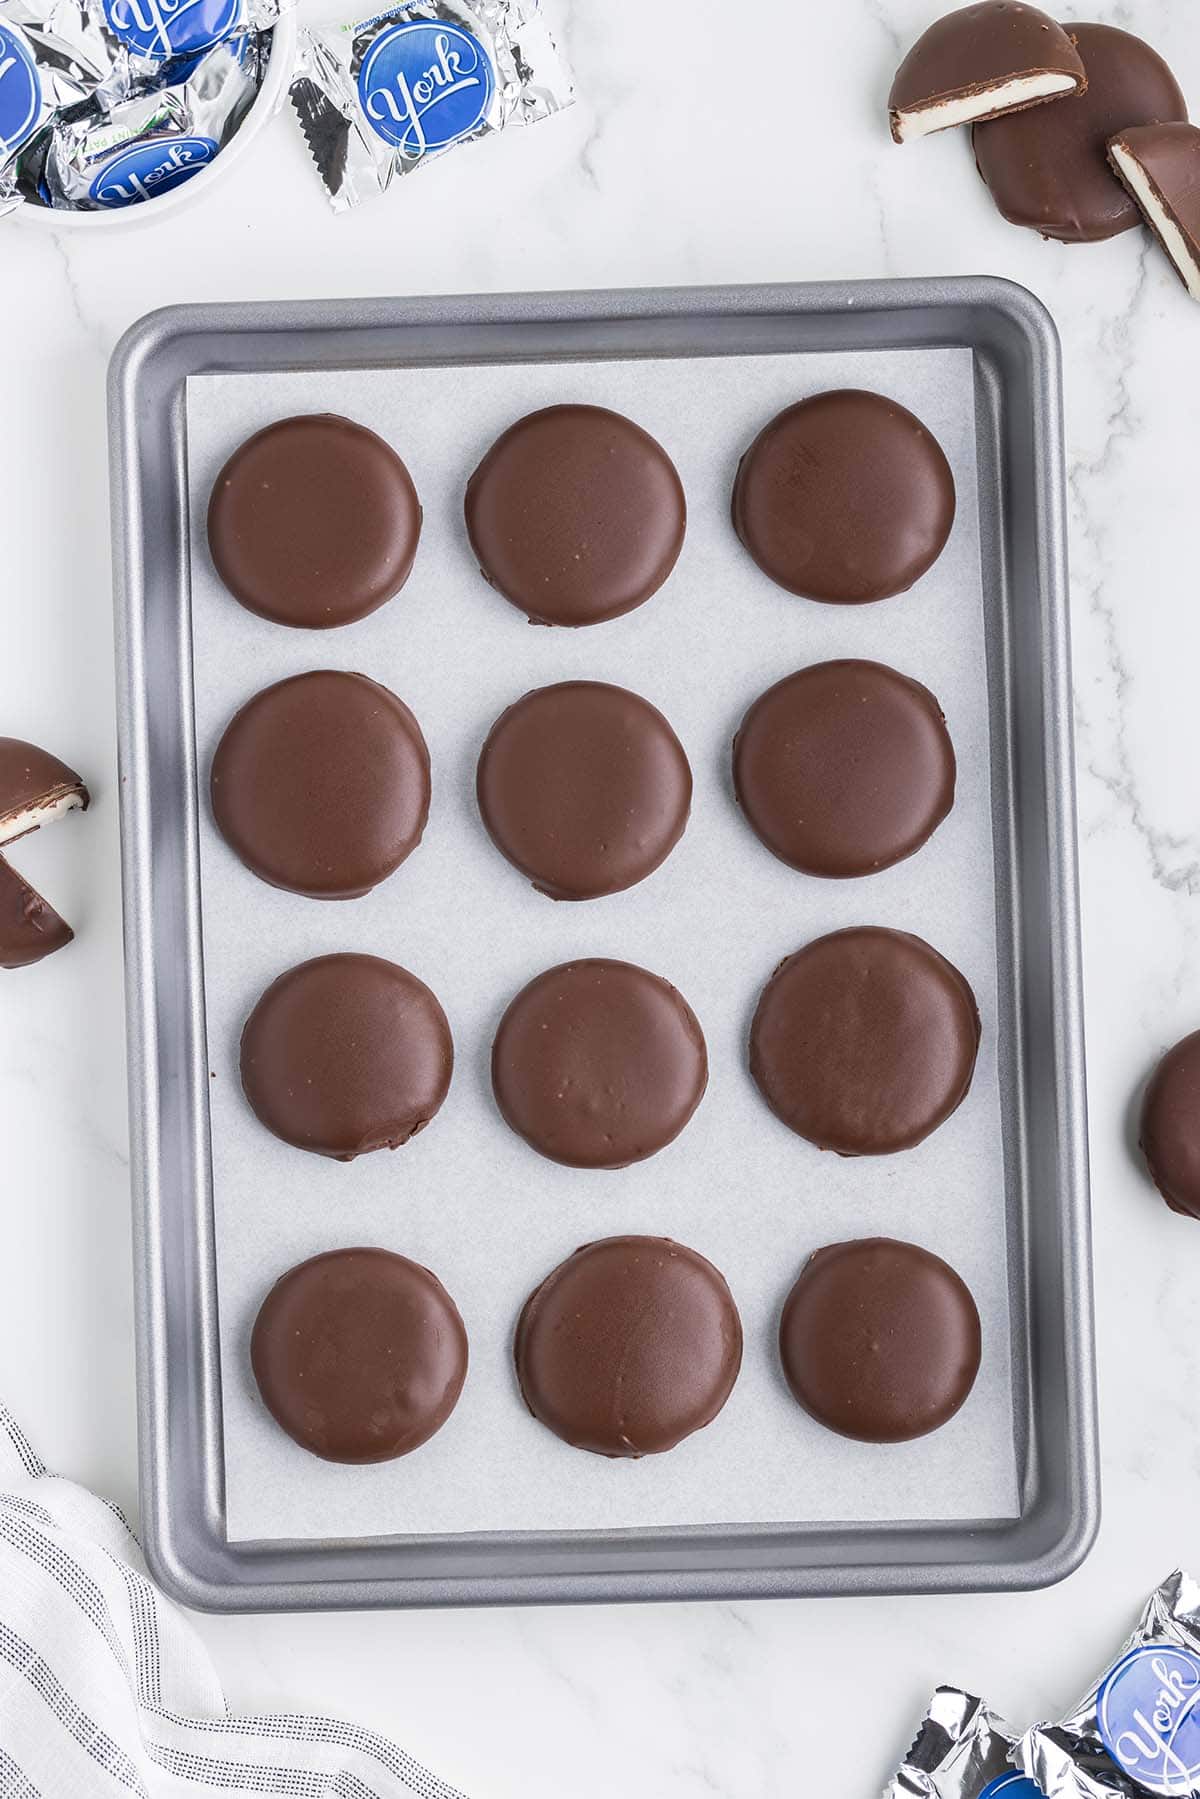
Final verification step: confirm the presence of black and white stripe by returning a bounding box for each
[0,1408,468,1799]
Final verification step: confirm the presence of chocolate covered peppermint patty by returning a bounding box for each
[211,670,430,899]
[973,22,1186,242]
[750,927,980,1154]
[732,390,955,603]
[733,660,955,877]
[208,414,421,628]
[889,2,1085,143]
[1109,123,1200,301]
[241,953,453,1160]
[465,404,686,626]
[477,681,691,899]
[515,1236,742,1457]
[492,959,707,1168]
[780,1238,981,1442]
[251,1248,468,1462]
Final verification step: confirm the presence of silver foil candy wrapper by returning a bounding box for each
[290,0,573,211]
[19,26,262,208]
[885,1687,1037,1798]
[1,0,121,197]
[90,0,282,84]
[1020,1571,1200,1799]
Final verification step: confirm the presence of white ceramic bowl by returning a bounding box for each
[15,7,298,230]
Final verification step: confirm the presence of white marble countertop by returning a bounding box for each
[4,1,1200,1792]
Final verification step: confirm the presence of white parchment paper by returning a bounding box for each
[184,346,1020,1544]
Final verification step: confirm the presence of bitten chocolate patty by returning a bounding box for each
[251,1248,468,1462]
[515,1236,742,1456]
[207,414,421,628]
[973,23,1186,242]
[211,670,430,899]
[477,681,692,899]
[1140,1030,1200,1220]
[492,959,707,1168]
[779,1238,982,1442]
[464,404,686,626]
[732,660,955,877]
[750,927,980,1154]
[240,953,452,1160]
[732,389,955,603]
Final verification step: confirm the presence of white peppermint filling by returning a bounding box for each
[893,70,1078,142]
[1110,142,1200,302]
[0,789,86,846]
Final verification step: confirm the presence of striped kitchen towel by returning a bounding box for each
[0,1404,466,1798]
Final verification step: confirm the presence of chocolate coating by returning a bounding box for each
[251,1248,468,1462]
[779,1238,981,1442]
[0,737,88,845]
[889,2,1085,141]
[207,414,421,628]
[211,670,430,899]
[1140,1030,1200,1219]
[733,660,955,877]
[1109,123,1200,296]
[515,1236,742,1456]
[492,959,707,1168]
[240,953,452,1160]
[464,404,686,626]
[476,681,692,900]
[732,390,955,604]
[973,23,1186,242]
[0,855,72,969]
[750,927,980,1154]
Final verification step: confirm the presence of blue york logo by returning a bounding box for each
[1098,1644,1200,1794]
[103,0,241,60]
[358,20,494,156]
[979,1776,1044,1798]
[0,22,41,157]
[90,135,218,208]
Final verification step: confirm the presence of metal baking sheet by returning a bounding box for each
[108,279,1098,1610]
[190,347,1015,1544]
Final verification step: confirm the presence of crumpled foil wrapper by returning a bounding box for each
[1,0,120,193]
[290,0,573,211]
[885,1686,1036,1798]
[1020,1571,1200,1799]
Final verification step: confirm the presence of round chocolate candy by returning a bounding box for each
[207,414,422,628]
[211,670,430,899]
[779,1238,981,1442]
[1140,1030,1200,1219]
[732,389,955,604]
[251,1248,468,1462]
[515,1235,742,1456]
[750,927,980,1155]
[464,404,686,626]
[492,958,707,1168]
[732,660,955,877]
[476,680,692,900]
[973,23,1187,243]
[240,953,453,1160]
